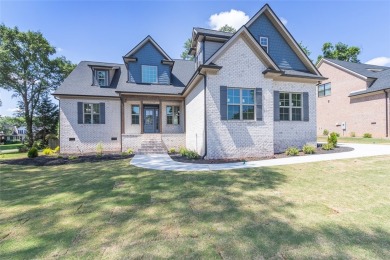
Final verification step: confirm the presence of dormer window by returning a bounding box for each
[96,70,108,86]
[142,65,158,83]
[260,37,268,53]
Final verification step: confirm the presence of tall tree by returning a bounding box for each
[33,93,59,144]
[0,25,75,146]
[299,41,312,61]
[180,38,193,60]
[219,24,236,33]
[317,42,361,64]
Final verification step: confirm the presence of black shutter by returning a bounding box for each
[303,92,309,121]
[100,103,105,124]
[256,88,262,121]
[220,86,227,120]
[274,91,280,121]
[77,102,83,124]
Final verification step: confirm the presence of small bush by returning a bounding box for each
[42,148,54,155]
[168,148,176,154]
[45,134,58,141]
[285,147,299,156]
[363,133,372,138]
[18,145,29,153]
[328,132,338,147]
[68,155,78,160]
[323,129,329,136]
[54,146,60,153]
[322,143,334,150]
[350,132,356,137]
[179,147,200,159]
[179,146,187,156]
[96,142,103,157]
[303,144,316,154]
[126,148,134,155]
[27,147,38,158]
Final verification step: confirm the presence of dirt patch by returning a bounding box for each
[170,146,354,164]
[0,153,134,167]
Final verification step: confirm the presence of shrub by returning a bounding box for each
[27,147,38,158]
[126,148,134,155]
[363,133,372,138]
[323,129,329,136]
[54,146,60,153]
[179,147,200,159]
[42,148,54,155]
[96,142,103,157]
[168,148,176,154]
[68,155,78,160]
[179,146,187,156]
[302,144,316,154]
[18,145,29,153]
[5,140,21,145]
[285,147,299,156]
[45,134,58,141]
[322,143,334,150]
[350,132,356,137]
[328,132,338,147]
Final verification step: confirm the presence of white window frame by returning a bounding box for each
[260,37,269,53]
[141,65,158,84]
[279,92,302,121]
[83,103,100,124]
[96,70,108,86]
[227,88,256,121]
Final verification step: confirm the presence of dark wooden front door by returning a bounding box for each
[144,107,159,133]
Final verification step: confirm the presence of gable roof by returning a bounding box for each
[123,35,172,61]
[245,4,321,76]
[193,27,233,39]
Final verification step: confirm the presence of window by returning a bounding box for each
[131,105,140,124]
[279,93,302,121]
[227,88,255,120]
[318,82,331,97]
[142,65,158,83]
[260,37,268,53]
[84,103,100,124]
[166,106,180,125]
[96,70,108,86]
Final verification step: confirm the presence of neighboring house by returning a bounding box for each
[317,59,390,138]
[0,126,26,143]
[53,4,325,158]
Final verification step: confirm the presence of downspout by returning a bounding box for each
[199,72,207,159]
[385,90,389,137]
[54,96,60,152]
[120,96,124,152]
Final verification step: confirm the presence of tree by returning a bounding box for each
[0,116,25,135]
[33,93,59,145]
[316,42,360,64]
[180,38,194,60]
[0,25,76,146]
[219,24,236,33]
[299,42,311,60]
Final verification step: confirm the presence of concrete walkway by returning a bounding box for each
[130,143,390,171]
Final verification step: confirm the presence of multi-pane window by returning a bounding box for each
[318,82,331,97]
[260,37,269,53]
[131,105,140,124]
[96,70,108,86]
[167,106,180,125]
[142,65,158,83]
[84,103,100,124]
[227,88,255,120]
[279,93,302,121]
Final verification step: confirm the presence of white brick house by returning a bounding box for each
[54,4,325,159]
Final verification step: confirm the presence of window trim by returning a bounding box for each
[166,105,180,125]
[279,92,302,121]
[227,88,256,121]
[95,69,108,86]
[318,82,331,97]
[131,105,140,125]
[260,36,269,53]
[83,103,100,124]
[141,65,158,84]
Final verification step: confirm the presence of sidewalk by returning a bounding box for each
[130,143,390,171]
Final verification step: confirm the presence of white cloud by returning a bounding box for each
[208,9,250,30]
[280,17,288,25]
[365,57,390,66]
[56,47,63,52]
[7,108,20,113]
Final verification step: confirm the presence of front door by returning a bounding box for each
[144,107,159,133]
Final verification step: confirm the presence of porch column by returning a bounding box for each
[140,100,144,134]
[159,99,162,133]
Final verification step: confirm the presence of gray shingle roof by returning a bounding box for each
[283,69,327,80]
[53,60,195,97]
[194,27,233,38]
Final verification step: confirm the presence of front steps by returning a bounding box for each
[137,135,167,154]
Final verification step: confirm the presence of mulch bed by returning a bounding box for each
[170,146,354,164]
[0,153,134,167]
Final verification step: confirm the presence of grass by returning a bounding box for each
[318,136,390,144]
[1,156,390,259]
[0,144,23,151]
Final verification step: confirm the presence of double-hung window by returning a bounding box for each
[131,105,140,124]
[260,37,269,53]
[96,70,108,86]
[318,82,331,97]
[142,65,158,83]
[279,93,302,121]
[166,106,180,125]
[84,103,100,124]
[227,88,255,120]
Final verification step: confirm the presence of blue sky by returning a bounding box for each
[1,0,389,116]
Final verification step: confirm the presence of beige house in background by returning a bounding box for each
[317,59,390,138]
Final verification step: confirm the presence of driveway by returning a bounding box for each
[130,143,390,171]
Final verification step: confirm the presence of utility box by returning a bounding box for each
[341,122,346,130]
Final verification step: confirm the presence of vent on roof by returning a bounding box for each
[366,68,384,72]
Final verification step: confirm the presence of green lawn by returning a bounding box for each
[1,156,390,259]
[318,136,390,144]
[0,144,23,151]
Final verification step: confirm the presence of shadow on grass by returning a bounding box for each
[1,159,389,258]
